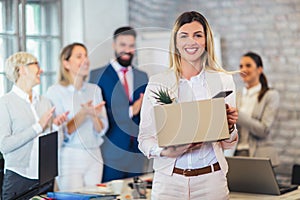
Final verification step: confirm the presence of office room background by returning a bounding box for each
[0,0,299,184]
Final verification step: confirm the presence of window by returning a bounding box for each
[0,0,62,96]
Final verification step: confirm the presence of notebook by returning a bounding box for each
[226,156,298,195]
[47,192,116,200]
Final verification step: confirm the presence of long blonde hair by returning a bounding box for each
[169,11,226,79]
[58,42,88,86]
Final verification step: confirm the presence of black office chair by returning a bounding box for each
[291,164,300,185]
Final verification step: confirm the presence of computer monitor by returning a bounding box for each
[14,131,58,200]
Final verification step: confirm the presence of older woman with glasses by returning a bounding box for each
[0,52,68,200]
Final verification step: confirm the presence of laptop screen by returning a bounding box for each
[226,156,281,195]
[14,131,58,199]
[39,131,58,185]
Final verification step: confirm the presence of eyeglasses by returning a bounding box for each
[25,61,39,66]
[25,61,41,69]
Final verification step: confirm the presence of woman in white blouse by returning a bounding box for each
[0,52,67,200]
[46,43,109,190]
[235,52,280,166]
[138,11,238,200]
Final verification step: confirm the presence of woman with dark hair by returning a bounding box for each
[138,11,238,199]
[235,52,280,166]
[46,43,109,190]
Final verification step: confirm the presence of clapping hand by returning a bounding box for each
[39,107,56,130]
[53,111,69,126]
[81,100,105,117]
[132,93,144,116]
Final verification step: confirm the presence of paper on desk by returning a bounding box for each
[77,186,115,195]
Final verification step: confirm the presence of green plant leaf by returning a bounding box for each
[151,88,174,104]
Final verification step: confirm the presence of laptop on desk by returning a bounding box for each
[39,131,58,188]
[15,131,58,199]
[226,156,298,195]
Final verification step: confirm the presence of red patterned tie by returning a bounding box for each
[121,67,134,147]
[121,68,130,100]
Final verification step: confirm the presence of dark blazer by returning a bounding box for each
[89,63,148,169]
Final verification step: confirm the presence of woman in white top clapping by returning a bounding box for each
[46,43,109,191]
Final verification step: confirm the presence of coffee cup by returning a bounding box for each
[108,180,124,194]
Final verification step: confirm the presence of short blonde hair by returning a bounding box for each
[5,52,38,83]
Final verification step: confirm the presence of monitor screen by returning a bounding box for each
[39,131,58,185]
[14,131,58,199]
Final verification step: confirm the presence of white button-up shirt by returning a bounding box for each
[237,83,261,150]
[175,69,218,169]
[111,59,134,117]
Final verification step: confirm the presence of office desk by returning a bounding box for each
[230,189,300,200]
[65,173,300,200]
[119,189,300,200]
[118,174,300,200]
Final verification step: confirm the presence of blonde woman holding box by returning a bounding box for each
[138,11,238,200]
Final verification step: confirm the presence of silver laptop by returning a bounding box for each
[226,156,298,195]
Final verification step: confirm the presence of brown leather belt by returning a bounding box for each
[173,162,221,177]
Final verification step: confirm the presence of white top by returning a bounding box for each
[9,86,42,179]
[111,59,134,117]
[237,83,261,150]
[46,82,108,149]
[175,69,217,169]
[111,59,133,100]
[139,69,238,175]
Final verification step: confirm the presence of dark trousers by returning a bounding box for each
[0,158,3,197]
[2,170,38,200]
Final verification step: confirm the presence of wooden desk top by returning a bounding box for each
[230,187,300,200]
[58,173,300,200]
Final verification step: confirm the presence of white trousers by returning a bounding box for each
[151,170,229,200]
[57,147,103,191]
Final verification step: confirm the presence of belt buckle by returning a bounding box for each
[183,169,192,176]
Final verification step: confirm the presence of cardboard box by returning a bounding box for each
[154,98,230,147]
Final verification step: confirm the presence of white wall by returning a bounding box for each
[62,0,84,44]
[62,0,129,69]
[136,30,170,77]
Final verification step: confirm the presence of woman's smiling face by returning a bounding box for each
[239,56,262,87]
[176,21,206,64]
[64,45,90,78]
